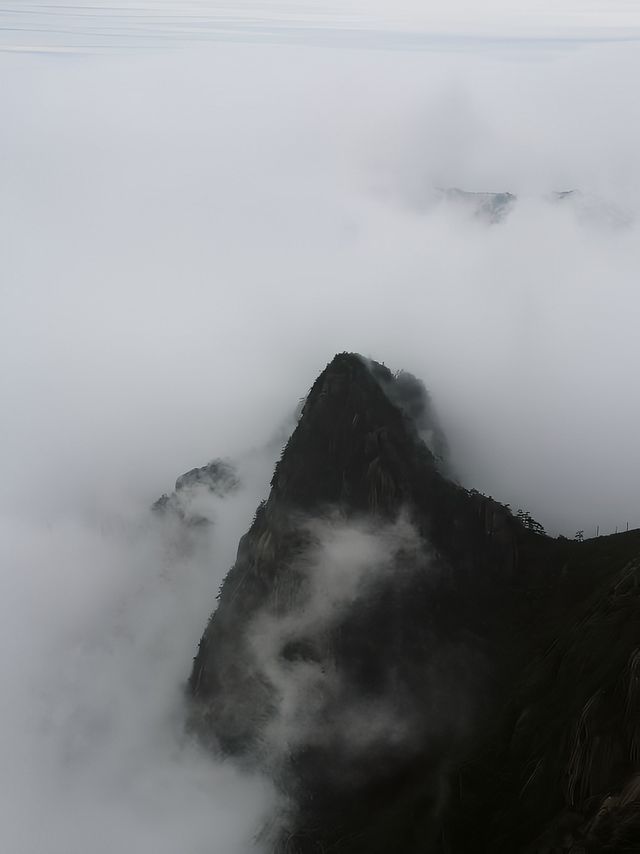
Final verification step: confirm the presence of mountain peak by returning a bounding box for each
[180,353,640,854]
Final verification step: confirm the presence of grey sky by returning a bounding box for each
[1,1,639,53]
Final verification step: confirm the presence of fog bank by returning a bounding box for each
[3,37,640,534]
[1,14,640,851]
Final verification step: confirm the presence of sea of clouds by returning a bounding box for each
[1,3,640,851]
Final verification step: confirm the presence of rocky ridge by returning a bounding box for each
[163,353,640,853]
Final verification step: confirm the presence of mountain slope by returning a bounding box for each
[183,353,640,853]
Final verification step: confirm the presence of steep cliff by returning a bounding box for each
[184,353,640,853]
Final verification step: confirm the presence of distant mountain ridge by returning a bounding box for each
[434,187,633,227]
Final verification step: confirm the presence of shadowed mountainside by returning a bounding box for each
[181,353,640,853]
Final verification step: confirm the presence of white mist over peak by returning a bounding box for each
[1,4,640,851]
[248,514,435,763]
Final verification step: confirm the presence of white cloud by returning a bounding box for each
[0,453,276,853]
[1,12,640,851]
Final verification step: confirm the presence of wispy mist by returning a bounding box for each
[3,35,640,535]
[250,515,428,761]
[0,456,276,851]
[1,5,640,850]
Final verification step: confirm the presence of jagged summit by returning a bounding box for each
[266,352,441,514]
[178,353,640,854]
[153,458,239,525]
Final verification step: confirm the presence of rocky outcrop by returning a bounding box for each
[153,458,239,525]
[183,353,640,853]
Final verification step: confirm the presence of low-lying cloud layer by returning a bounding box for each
[1,8,640,851]
[3,34,639,536]
[0,456,276,852]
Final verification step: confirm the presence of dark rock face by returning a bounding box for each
[185,353,640,853]
[454,552,640,854]
[372,363,451,474]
